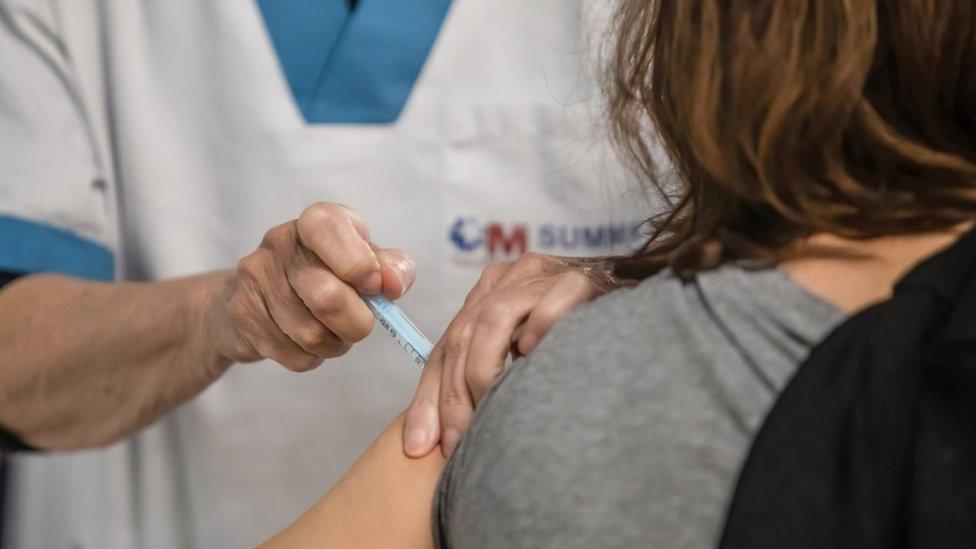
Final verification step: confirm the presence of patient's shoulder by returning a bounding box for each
[496,262,838,395]
[434,264,844,548]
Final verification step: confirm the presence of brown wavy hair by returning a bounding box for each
[607,0,976,280]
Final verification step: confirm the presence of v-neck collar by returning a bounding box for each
[257,0,452,125]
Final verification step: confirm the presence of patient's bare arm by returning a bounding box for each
[262,413,445,548]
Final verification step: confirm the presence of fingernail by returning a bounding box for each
[386,255,416,297]
[397,255,416,287]
[405,426,432,457]
[383,263,406,299]
[441,428,460,458]
[363,271,382,294]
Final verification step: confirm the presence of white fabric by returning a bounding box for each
[0,0,114,248]
[2,1,644,547]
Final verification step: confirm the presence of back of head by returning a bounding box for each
[606,0,976,279]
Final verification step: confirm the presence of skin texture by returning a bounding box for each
[261,414,444,549]
[208,202,417,372]
[0,272,228,449]
[0,198,590,451]
[779,224,972,314]
[266,226,974,547]
[0,202,417,449]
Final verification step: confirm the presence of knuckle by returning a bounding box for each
[561,269,594,291]
[515,252,546,270]
[337,250,377,284]
[308,279,344,314]
[482,262,510,280]
[297,202,340,236]
[261,223,295,251]
[464,263,510,305]
[236,252,267,282]
[297,204,323,232]
[249,336,277,361]
[300,201,333,222]
[282,355,323,373]
[440,389,468,411]
[296,323,331,347]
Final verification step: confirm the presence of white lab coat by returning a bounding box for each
[0,1,644,547]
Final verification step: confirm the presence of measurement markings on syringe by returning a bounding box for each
[362,293,433,367]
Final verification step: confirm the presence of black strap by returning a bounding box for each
[1,270,28,549]
[720,227,976,548]
[1,453,6,549]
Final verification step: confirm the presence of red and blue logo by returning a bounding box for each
[449,216,643,265]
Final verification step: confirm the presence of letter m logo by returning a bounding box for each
[486,223,528,257]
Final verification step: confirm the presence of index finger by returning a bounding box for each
[403,346,444,457]
[296,203,382,294]
[517,270,597,355]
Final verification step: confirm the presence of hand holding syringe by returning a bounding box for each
[205,202,421,373]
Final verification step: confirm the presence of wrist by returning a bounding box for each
[184,270,236,378]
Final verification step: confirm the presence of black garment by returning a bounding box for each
[721,227,976,548]
[0,271,22,549]
[0,455,5,549]
[0,272,34,453]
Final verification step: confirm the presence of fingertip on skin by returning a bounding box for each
[441,427,461,458]
[403,404,439,457]
[403,423,435,458]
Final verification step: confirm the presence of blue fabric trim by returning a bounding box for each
[256,0,351,112]
[257,0,452,125]
[0,215,114,281]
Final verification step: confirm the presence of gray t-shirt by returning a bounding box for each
[434,264,846,548]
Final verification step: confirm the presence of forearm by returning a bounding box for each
[0,271,233,450]
[263,414,444,549]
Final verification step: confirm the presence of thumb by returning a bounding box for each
[373,247,417,299]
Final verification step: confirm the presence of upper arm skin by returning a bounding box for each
[262,413,445,548]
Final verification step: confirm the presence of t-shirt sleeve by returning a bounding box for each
[0,0,114,280]
[433,287,656,549]
[433,331,630,548]
[432,268,834,548]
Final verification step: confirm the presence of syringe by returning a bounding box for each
[360,293,433,367]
